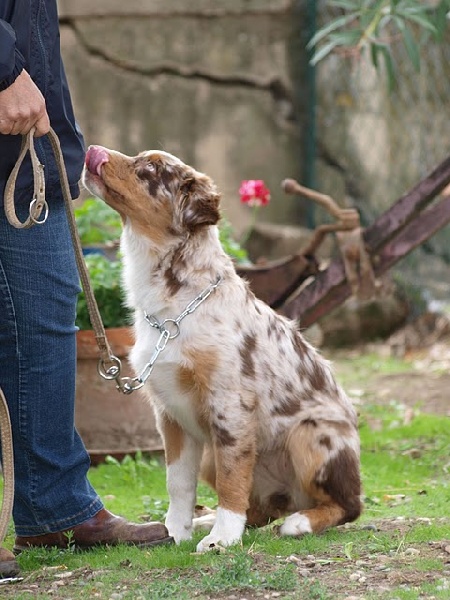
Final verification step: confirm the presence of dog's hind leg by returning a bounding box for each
[280,419,362,537]
[160,414,204,544]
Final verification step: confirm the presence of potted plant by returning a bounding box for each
[74,199,162,462]
[75,196,133,357]
[73,197,250,462]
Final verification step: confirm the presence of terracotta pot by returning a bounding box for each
[75,327,162,463]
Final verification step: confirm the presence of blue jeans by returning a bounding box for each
[0,191,103,536]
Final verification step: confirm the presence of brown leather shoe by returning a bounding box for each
[0,547,20,578]
[13,508,173,553]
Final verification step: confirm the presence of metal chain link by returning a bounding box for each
[116,276,222,394]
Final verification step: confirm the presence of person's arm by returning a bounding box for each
[0,20,25,89]
[0,19,50,136]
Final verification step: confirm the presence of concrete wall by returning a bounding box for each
[58,1,450,303]
[58,0,308,235]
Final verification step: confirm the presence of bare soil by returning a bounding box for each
[333,340,450,417]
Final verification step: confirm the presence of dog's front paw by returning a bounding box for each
[165,518,193,544]
[195,507,246,553]
[196,532,239,553]
[168,526,193,544]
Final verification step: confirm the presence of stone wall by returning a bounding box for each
[58,1,450,305]
[58,0,308,234]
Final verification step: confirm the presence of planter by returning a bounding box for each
[75,327,162,464]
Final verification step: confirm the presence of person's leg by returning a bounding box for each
[0,193,103,536]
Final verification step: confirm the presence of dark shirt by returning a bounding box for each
[0,0,85,203]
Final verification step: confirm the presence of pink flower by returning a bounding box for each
[239,180,271,207]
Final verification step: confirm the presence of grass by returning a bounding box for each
[1,350,449,599]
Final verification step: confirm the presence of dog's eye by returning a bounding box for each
[145,162,156,173]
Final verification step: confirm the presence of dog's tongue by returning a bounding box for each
[85,146,109,176]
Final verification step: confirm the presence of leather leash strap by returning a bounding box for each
[0,388,13,551]
[0,127,118,550]
[3,129,48,229]
[4,127,115,361]
[45,128,115,360]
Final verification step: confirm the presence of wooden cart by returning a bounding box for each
[237,155,450,327]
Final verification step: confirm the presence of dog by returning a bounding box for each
[82,146,362,552]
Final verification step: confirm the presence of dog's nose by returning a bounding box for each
[85,145,109,176]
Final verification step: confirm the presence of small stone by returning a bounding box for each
[416,517,432,524]
[404,548,420,555]
[55,571,73,579]
[361,524,378,531]
[286,555,301,564]
[298,568,310,577]
[403,448,422,459]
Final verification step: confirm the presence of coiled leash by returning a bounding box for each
[0,127,127,571]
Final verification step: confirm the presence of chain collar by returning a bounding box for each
[119,276,222,394]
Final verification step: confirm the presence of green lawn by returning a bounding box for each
[1,350,449,599]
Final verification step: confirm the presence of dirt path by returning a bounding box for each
[332,341,450,417]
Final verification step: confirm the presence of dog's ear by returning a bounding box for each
[179,174,221,232]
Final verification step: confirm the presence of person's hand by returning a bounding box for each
[0,69,50,137]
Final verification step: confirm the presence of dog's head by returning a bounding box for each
[82,146,221,245]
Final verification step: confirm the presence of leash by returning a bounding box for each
[0,388,13,553]
[0,127,128,552]
[4,127,131,391]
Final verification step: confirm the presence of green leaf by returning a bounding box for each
[434,0,450,41]
[310,39,342,66]
[329,28,365,45]
[379,45,397,91]
[330,0,359,9]
[74,197,122,246]
[399,23,421,71]
[399,12,438,34]
[393,14,422,72]
[370,41,387,68]
[344,541,354,560]
[307,13,357,49]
